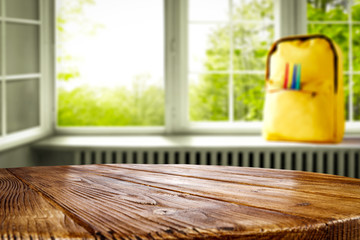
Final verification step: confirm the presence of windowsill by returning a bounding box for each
[0,127,51,152]
[54,122,360,135]
[33,135,360,151]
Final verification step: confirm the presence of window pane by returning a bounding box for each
[353,75,360,121]
[232,0,274,21]
[57,0,164,127]
[352,0,360,21]
[189,74,228,121]
[6,23,39,75]
[6,79,39,133]
[233,23,273,70]
[308,24,349,71]
[188,0,273,123]
[307,0,348,21]
[353,25,360,71]
[234,74,264,121]
[189,24,230,72]
[5,0,39,20]
[189,0,229,22]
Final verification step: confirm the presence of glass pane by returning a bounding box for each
[189,74,229,121]
[5,0,39,20]
[344,74,349,121]
[353,75,360,121]
[308,24,349,71]
[307,0,348,21]
[352,0,360,21]
[6,23,39,75]
[233,23,274,70]
[353,25,360,71]
[189,0,229,22]
[189,24,230,72]
[232,0,274,21]
[57,0,164,127]
[234,74,264,121]
[6,79,39,133]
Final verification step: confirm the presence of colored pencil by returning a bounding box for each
[283,62,289,89]
[291,64,297,90]
[296,64,301,90]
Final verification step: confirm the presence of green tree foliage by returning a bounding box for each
[190,74,229,121]
[354,76,360,120]
[307,0,348,20]
[58,75,164,126]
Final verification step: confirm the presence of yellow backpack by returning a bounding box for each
[263,34,344,143]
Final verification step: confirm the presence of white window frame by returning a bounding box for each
[54,0,360,136]
[55,0,277,135]
[0,0,53,151]
[54,0,167,135]
[181,0,276,134]
[167,0,291,134]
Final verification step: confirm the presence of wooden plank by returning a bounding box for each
[0,169,93,239]
[8,164,360,239]
[118,164,360,199]
[79,165,360,219]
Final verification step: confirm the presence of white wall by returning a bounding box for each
[0,145,36,168]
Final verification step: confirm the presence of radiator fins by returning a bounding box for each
[75,150,360,178]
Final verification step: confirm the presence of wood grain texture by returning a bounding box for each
[0,169,93,239]
[5,164,360,239]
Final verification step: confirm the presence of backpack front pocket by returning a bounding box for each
[263,90,335,142]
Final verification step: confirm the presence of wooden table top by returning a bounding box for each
[2,164,360,239]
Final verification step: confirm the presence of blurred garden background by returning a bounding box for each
[57,0,360,126]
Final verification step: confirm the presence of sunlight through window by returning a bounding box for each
[56,0,164,127]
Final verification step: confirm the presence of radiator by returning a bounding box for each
[74,149,360,178]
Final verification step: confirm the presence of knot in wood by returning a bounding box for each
[296,202,311,207]
[153,209,176,215]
